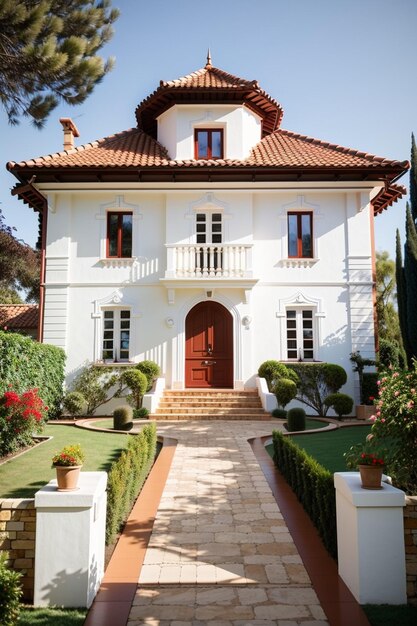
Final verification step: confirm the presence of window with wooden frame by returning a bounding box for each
[194,129,224,159]
[102,309,131,362]
[107,212,133,258]
[286,309,314,360]
[288,212,313,258]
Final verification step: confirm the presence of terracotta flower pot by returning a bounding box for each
[54,465,82,491]
[356,405,375,420]
[359,464,383,490]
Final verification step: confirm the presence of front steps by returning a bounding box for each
[152,389,271,420]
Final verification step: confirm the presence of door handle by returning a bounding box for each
[201,360,216,366]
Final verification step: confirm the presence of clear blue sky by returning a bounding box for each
[2,0,416,259]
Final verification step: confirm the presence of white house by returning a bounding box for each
[7,55,408,410]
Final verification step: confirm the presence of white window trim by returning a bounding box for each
[185,193,232,243]
[278,195,323,267]
[101,308,131,363]
[95,195,142,262]
[276,291,326,362]
[91,289,142,363]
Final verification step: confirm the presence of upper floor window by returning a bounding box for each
[196,213,222,244]
[195,129,224,159]
[107,212,132,258]
[288,212,312,258]
[102,309,131,362]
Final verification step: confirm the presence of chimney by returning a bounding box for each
[59,118,80,150]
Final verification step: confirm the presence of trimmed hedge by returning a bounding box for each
[106,423,157,545]
[0,331,65,419]
[272,430,337,559]
[113,405,133,431]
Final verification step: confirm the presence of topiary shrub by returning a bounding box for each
[272,378,297,408]
[136,360,161,391]
[324,393,354,419]
[133,407,149,419]
[271,408,287,419]
[0,552,22,626]
[113,405,133,431]
[287,407,306,431]
[120,369,147,409]
[258,360,299,390]
[286,362,347,416]
[62,391,86,417]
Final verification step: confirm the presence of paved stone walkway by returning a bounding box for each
[128,421,328,625]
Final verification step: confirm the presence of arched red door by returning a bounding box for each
[185,301,233,388]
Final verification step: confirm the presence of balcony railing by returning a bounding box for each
[165,244,253,279]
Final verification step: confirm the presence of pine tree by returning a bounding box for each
[0,0,119,127]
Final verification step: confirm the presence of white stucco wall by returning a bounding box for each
[157,104,262,160]
[41,184,376,410]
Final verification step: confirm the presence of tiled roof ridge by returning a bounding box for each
[278,128,409,167]
[7,128,170,169]
[160,65,257,89]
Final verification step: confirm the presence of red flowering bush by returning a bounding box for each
[0,388,48,456]
[344,438,386,470]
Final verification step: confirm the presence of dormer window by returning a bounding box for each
[195,129,223,159]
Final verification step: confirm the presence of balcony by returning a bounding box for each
[161,244,258,298]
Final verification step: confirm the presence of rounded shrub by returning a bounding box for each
[136,361,161,391]
[133,407,149,419]
[62,391,85,417]
[113,405,133,431]
[324,393,354,419]
[272,378,297,408]
[287,407,306,432]
[120,369,147,409]
[271,408,287,419]
[322,363,347,391]
[258,360,299,389]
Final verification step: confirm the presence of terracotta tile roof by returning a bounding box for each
[135,63,283,136]
[8,127,408,172]
[0,304,39,330]
[371,183,407,214]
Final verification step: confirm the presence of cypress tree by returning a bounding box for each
[404,204,417,364]
[398,134,417,366]
[396,229,409,360]
[411,134,417,223]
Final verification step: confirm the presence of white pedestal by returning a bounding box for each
[334,472,406,605]
[34,472,107,608]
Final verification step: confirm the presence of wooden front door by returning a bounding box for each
[185,301,233,388]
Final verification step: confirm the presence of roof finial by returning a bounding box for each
[206,48,212,68]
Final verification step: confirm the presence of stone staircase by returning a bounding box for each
[152,389,271,420]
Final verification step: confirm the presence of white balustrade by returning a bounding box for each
[165,244,253,279]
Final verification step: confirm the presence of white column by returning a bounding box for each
[334,472,406,604]
[34,472,108,608]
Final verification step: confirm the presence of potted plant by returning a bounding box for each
[350,351,376,419]
[51,444,85,491]
[344,439,385,489]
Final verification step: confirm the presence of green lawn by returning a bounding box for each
[266,425,372,473]
[18,607,87,626]
[0,424,127,498]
